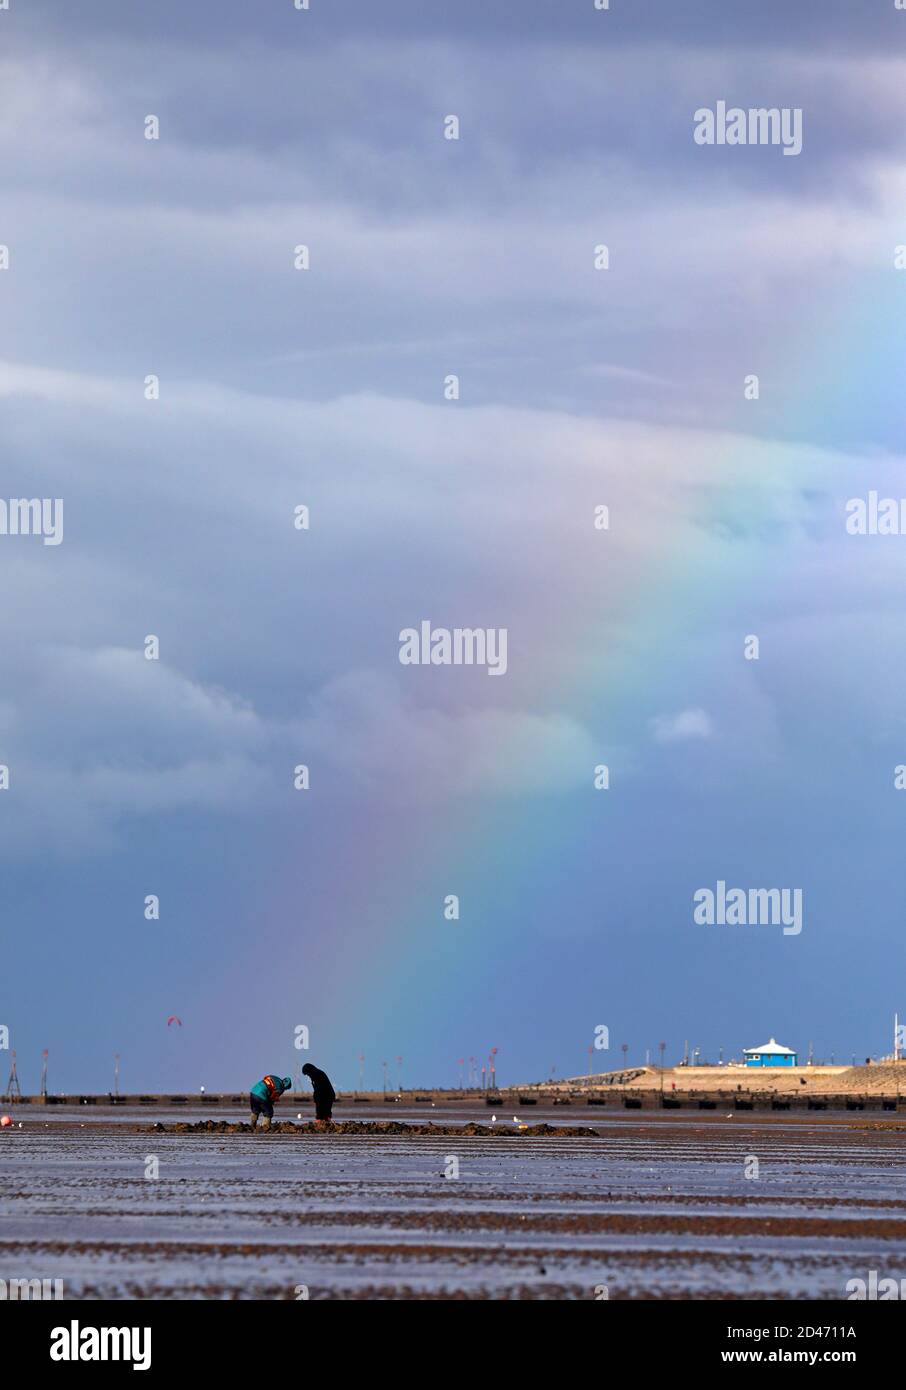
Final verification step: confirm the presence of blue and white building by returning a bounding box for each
[743,1038,798,1067]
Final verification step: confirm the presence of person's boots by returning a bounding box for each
[250,1112,258,1130]
[262,1116,272,1132]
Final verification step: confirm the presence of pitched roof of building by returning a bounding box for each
[744,1037,796,1055]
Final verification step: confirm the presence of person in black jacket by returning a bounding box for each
[302,1063,336,1124]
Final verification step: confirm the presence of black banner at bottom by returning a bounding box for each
[1,1298,892,1376]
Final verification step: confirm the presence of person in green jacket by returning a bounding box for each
[249,1073,293,1130]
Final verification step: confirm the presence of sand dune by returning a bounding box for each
[533,1063,906,1097]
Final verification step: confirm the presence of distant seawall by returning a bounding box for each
[5,1083,906,1114]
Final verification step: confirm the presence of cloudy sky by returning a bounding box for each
[2,0,906,1093]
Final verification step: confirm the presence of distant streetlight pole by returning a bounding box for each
[659,1041,666,1098]
[4,1050,21,1102]
[114,1053,120,1098]
[621,1043,629,1071]
[381,1060,388,1096]
[396,1056,403,1092]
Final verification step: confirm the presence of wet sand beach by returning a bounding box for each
[2,1104,904,1299]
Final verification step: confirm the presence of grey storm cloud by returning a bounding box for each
[3,11,906,451]
[15,0,905,54]
[1,0,905,855]
[1,345,903,856]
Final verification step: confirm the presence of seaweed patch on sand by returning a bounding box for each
[147,1119,602,1137]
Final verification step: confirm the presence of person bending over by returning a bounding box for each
[249,1072,293,1130]
[302,1063,336,1124]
